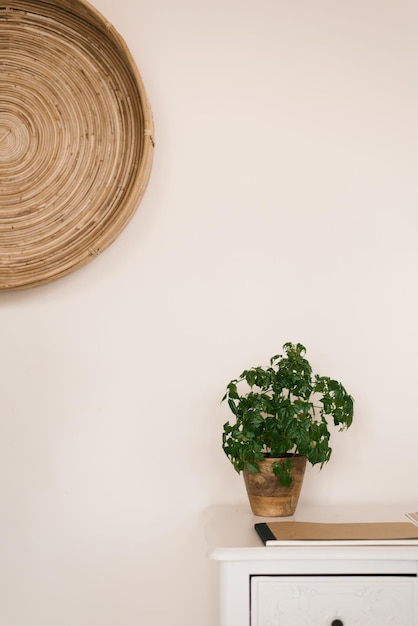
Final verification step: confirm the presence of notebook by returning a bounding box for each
[255,519,418,546]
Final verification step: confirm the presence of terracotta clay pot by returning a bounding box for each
[243,455,307,517]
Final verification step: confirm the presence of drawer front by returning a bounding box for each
[251,575,417,626]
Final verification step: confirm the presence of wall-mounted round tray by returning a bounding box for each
[0,0,154,290]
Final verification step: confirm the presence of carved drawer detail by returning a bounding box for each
[251,575,416,626]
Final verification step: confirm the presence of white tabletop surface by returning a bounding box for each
[204,502,418,561]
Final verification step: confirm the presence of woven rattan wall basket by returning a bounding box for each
[0,0,154,290]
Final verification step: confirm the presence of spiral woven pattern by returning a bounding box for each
[0,0,154,290]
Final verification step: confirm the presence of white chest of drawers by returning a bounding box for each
[207,504,418,626]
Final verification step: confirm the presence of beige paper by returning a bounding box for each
[267,521,418,541]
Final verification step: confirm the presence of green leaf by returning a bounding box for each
[227,398,238,415]
[272,459,293,487]
[245,370,257,387]
[227,382,239,399]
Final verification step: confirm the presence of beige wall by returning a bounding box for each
[1,0,418,624]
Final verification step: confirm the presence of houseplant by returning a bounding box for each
[222,342,354,516]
